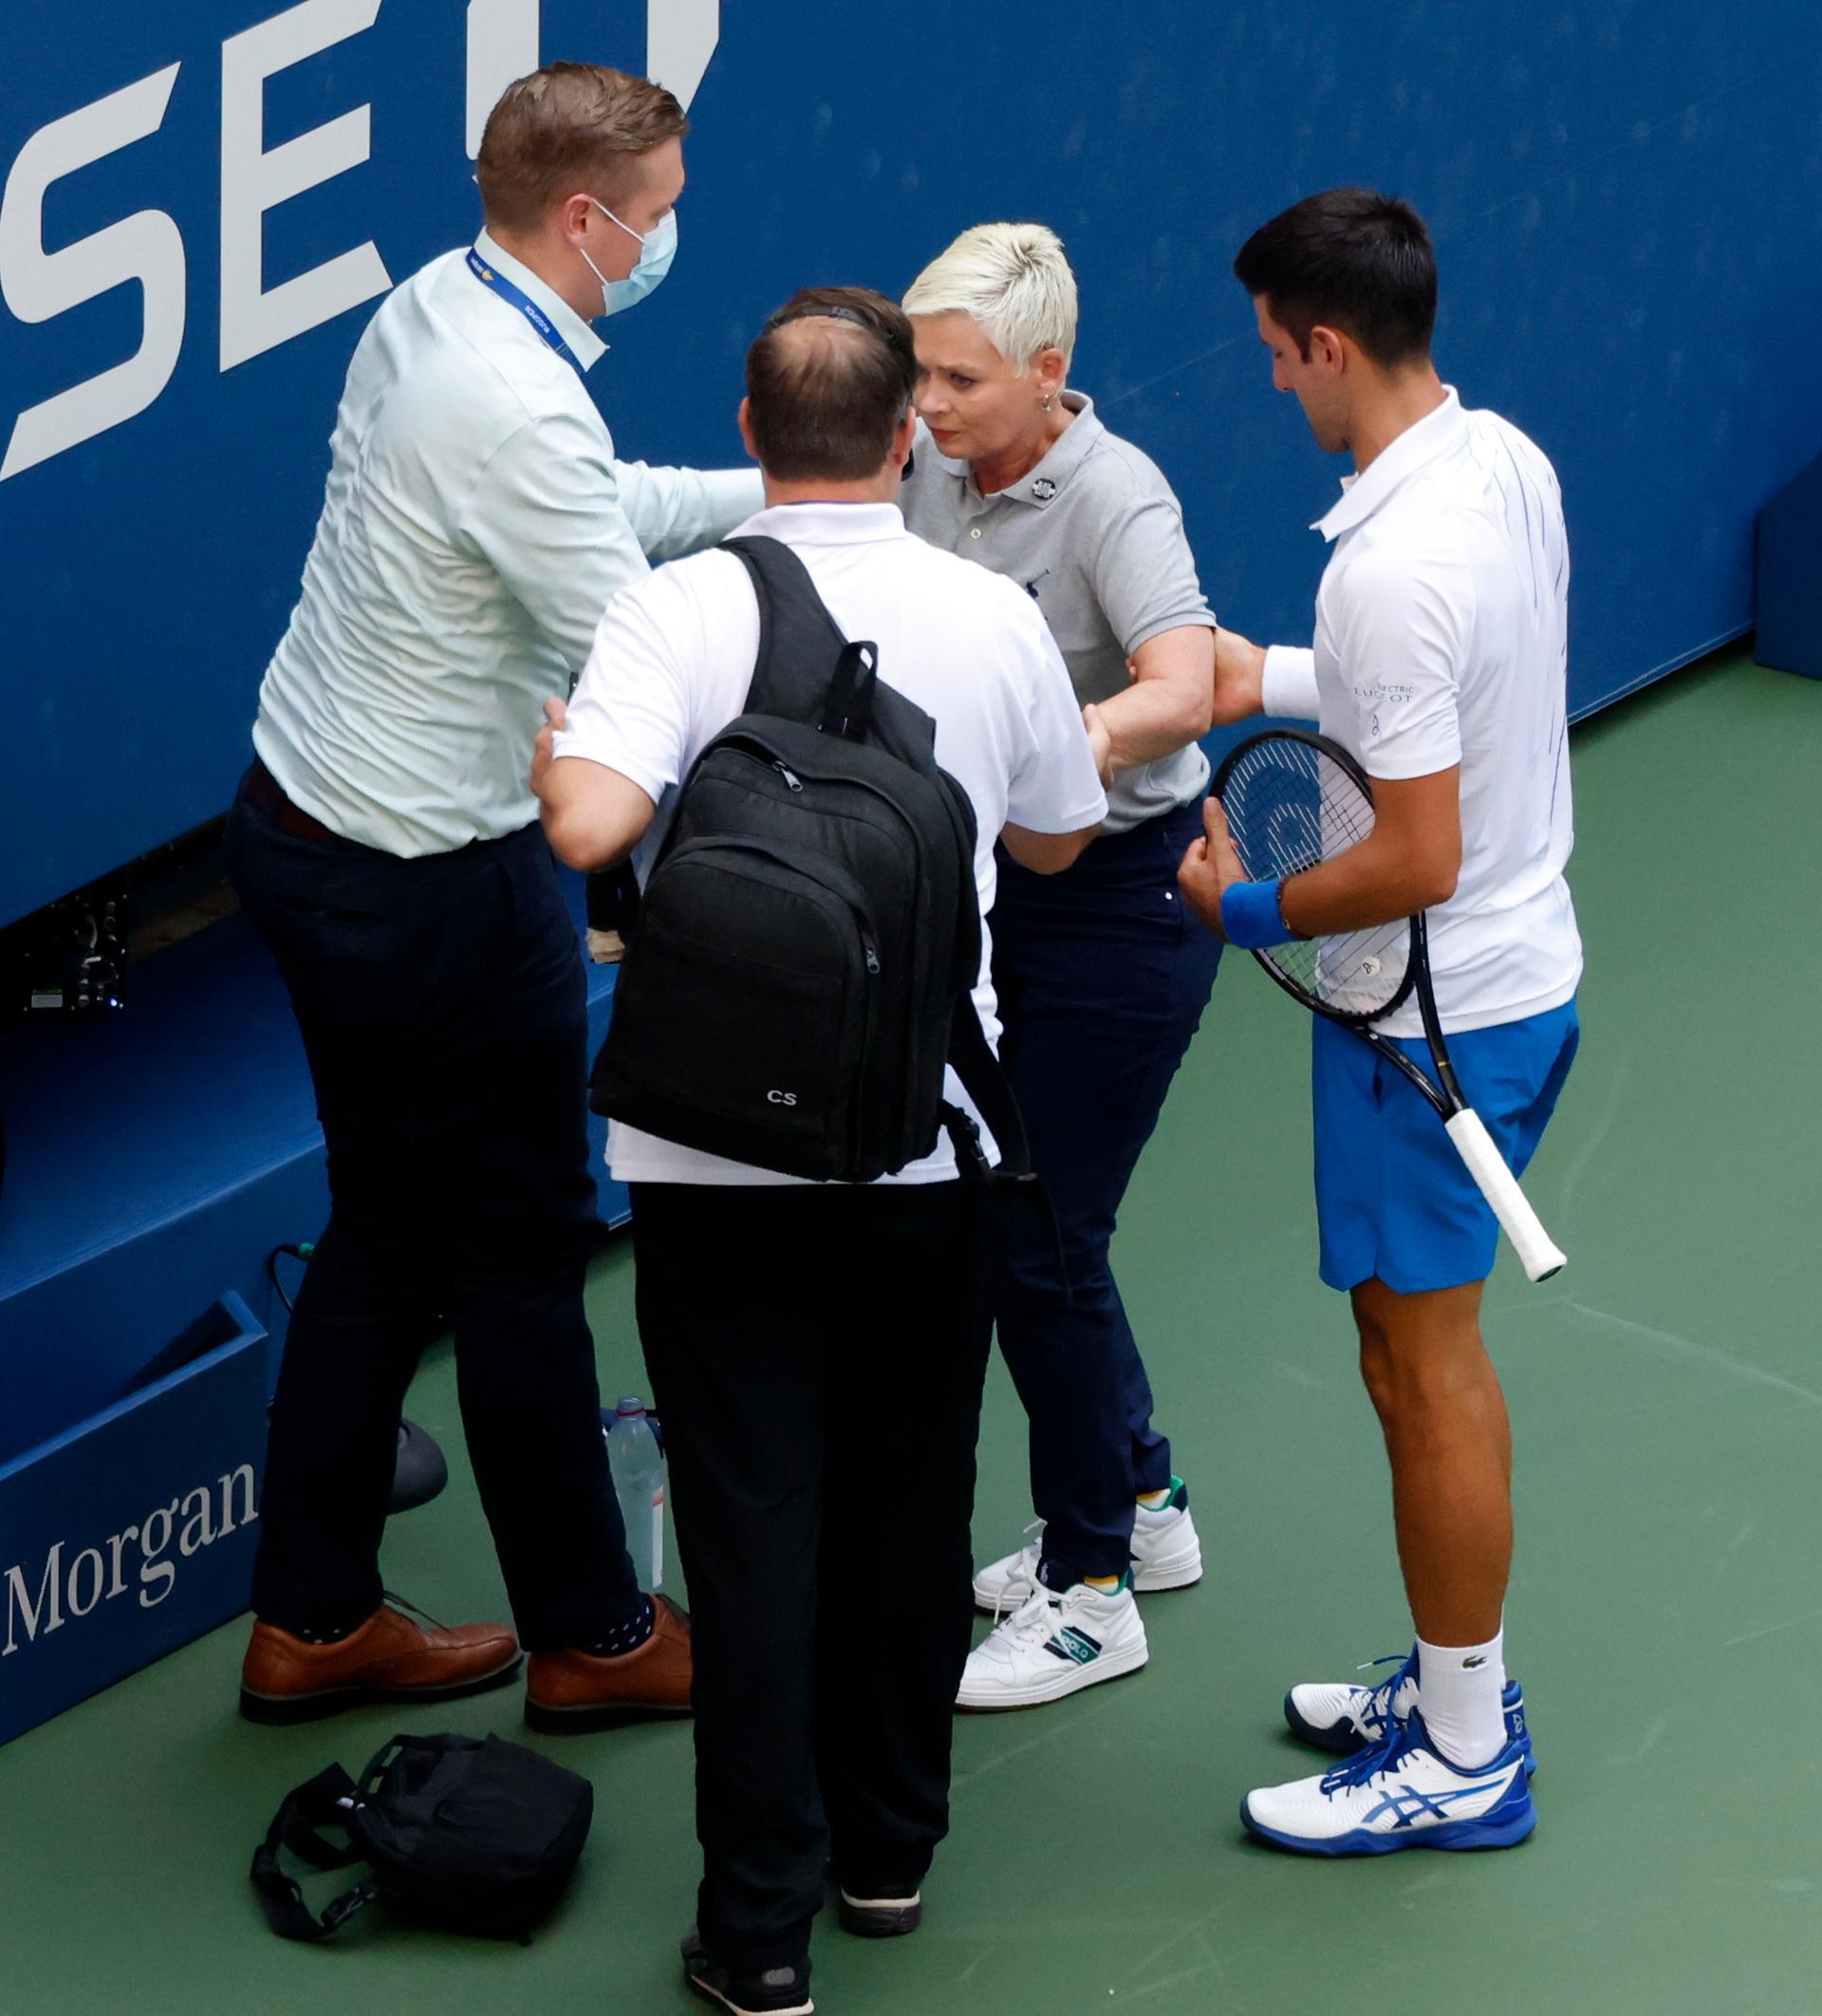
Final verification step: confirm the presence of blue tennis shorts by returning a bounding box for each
[1311,999,1580,1295]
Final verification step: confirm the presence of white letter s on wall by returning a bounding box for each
[0,65,185,484]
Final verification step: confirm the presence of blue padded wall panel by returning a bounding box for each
[1756,455,1822,680]
[4,2,1820,926]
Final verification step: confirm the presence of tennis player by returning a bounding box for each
[1178,189,1582,1854]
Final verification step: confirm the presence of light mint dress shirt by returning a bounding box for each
[253,229,761,856]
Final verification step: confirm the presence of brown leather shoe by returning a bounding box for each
[524,1595,693,1733]
[239,1604,522,1725]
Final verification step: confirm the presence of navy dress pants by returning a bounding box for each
[990,796,1221,1586]
[224,779,640,1648]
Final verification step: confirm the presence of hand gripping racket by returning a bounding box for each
[1211,727,1567,1283]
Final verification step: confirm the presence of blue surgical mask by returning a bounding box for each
[581,201,678,319]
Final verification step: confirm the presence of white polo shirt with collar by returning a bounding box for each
[1260,388,1583,1036]
[252,228,762,858]
[553,498,1108,1186]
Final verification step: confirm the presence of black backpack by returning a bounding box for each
[251,1733,593,1945]
[589,534,1032,1188]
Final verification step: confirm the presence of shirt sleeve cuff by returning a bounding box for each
[1360,744,1464,782]
[701,467,766,536]
[1122,609,1218,657]
[1012,788,1108,835]
[548,730,668,808]
[1261,645,1321,720]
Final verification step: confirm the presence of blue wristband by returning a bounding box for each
[1219,878,1287,949]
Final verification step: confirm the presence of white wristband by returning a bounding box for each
[1260,645,1321,721]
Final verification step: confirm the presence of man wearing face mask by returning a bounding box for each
[222,64,758,1728]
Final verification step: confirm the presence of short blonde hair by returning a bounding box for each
[477,64,687,233]
[902,222,1078,374]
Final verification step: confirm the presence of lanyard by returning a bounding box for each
[466,248,586,379]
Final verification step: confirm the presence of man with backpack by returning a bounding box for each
[533,286,1106,2016]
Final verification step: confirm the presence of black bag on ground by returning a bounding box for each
[590,534,1033,1187]
[251,1733,593,1944]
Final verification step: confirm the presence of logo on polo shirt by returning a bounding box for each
[1031,477,1057,502]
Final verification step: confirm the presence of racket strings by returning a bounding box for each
[1218,737,1409,1018]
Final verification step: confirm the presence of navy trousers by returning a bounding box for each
[991,795,1221,1587]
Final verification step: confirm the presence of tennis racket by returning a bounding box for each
[1210,726,1567,1284]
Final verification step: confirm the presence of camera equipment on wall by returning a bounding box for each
[2,886,129,1017]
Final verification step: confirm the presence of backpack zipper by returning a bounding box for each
[773,761,804,792]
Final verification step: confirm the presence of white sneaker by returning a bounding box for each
[1242,1710,1536,1857]
[971,1524,1044,1615]
[1131,1480,1203,1591]
[956,1578,1148,1710]
[970,1480,1203,1613]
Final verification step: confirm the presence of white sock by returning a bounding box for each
[1415,1629,1507,1769]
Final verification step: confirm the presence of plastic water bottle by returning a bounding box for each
[604,1397,665,1591]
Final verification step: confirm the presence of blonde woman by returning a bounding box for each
[901,224,1220,1709]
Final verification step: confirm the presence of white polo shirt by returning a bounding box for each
[553,499,1108,1185]
[253,229,762,857]
[1260,388,1583,1036]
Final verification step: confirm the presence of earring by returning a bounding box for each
[1040,394,1054,412]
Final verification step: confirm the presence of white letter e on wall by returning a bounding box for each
[219,0,392,371]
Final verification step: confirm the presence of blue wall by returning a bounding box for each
[5,0,1821,928]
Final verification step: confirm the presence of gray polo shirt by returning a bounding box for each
[900,391,1214,831]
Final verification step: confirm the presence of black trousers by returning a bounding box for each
[630,1178,995,1972]
[224,781,638,1648]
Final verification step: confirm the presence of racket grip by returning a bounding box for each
[1442,1108,1568,1284]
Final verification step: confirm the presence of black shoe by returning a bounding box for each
[835,1884,923,1938]
[681,1929,813,2014]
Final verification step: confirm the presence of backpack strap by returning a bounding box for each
[941,1001,1074,1300]
[940,993,1030,1184]
[250,1764,381,1942]
[721,535,880,740]
[939,999,1071,1300]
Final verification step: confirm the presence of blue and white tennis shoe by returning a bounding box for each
[1243,1709,1536,1856]
[1283,1649,1534,1773]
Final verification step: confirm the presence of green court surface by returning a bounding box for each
[4,648,1818,2015]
